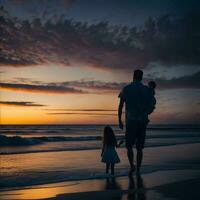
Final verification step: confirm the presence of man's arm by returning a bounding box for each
[118,98,124,130]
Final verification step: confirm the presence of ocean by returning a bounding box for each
[0,124,200,189]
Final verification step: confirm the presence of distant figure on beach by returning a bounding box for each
[118,69,156,174]
[101,125,123,175]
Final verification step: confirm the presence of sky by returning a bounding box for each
[0,0,200,124]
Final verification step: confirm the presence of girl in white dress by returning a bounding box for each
[101,125,123,175]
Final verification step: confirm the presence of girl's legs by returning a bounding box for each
[111,164,115,175]
[106,163,110,174]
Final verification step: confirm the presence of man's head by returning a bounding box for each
[133,69,143,81]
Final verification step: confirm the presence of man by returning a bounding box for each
[118,69,155,174]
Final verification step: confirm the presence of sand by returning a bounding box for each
[0,143,200,200]
[1,169,200,200]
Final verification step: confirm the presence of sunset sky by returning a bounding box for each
[0,0,200,124]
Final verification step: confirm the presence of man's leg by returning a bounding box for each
[127,147,135,170]
[136,123,146,173]
[136,148,143,173]
[126,121,136,171]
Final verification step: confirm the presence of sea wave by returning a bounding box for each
[1,132,200,147]
[1,124,200,136]
[1,140,200,155]
[0,135,102,146]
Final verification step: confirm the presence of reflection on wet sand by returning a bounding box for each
[103,177,123,200]
[126,174,146,200]
[102,174,146,200]
[104,177,122,190]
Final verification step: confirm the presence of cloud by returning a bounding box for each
[0,6,200,70]
[151,111,200,124]
[52,72,200,91]
[47,112,117,116]
[44,108,117,111]
[0,101,45,107]
[45,108,122,116]
[0,82,87,94]
[61,80,126,91]
[10,0,74,7]
[0,72,199,94]
[154,72,200,90]
[0,81,125,94]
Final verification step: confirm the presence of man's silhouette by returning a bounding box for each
[118,69,155,174]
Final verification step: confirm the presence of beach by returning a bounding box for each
[0,125,200,199]
[1,0,200,199]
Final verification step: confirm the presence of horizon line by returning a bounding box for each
[1,123,200,126]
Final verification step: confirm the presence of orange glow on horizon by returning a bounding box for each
[0,106,119,124]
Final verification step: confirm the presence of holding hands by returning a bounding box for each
[118,140,124,146]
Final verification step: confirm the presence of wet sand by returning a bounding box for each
[0,169,200,200]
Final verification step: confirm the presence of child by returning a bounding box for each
[101,126,123,175]
[147,81,156,115]
[148,81,156,96]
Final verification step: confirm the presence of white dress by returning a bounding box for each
[101,145,120,164]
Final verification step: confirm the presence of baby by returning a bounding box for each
[145,81,157,123]
[148,81,156,96]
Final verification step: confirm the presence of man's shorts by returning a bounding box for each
[125,120,147,150]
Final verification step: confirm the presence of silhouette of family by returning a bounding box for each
[101,69,156,176]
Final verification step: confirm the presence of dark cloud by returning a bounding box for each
[45,108,122,116]
[10,0,74,7]
[53,72,200,91]
[154,72,200,90]
[47,112,117,116]
[0,5,200,70]
[152,111,200,124]
[0,82,87,94]
[0,101,45,107]
[44,108,117,111]
[61,80,126,91]
[0,72,199,94]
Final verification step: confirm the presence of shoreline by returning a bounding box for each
[1,141,200,155]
